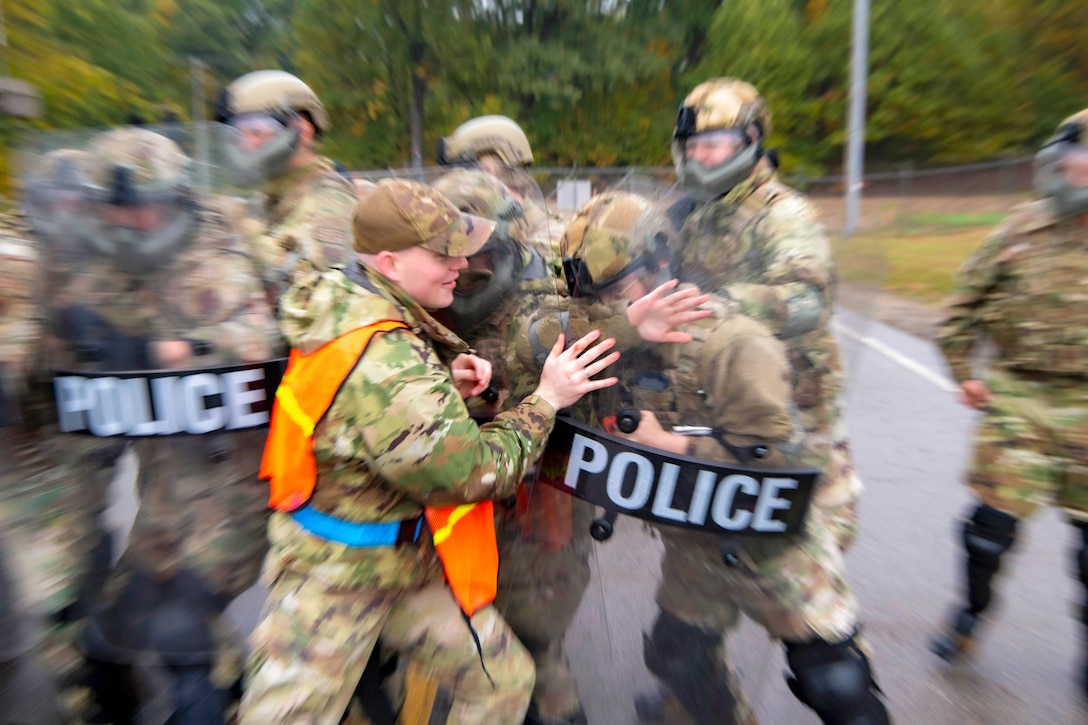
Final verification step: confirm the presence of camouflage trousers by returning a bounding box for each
[495,485,594,721]
[0,438,115,721]
[967,369,1088,521]
[795,361,863,552]
[240,563,535,725]
[654,505,860,722]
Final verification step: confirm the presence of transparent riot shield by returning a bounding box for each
[500,171,885,725]
[20,123,284,724]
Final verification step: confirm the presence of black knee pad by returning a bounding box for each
[785,636,889,725]
[643,611,737,725]
[963,504,1018,561]
[962,504,1017,612]
[643,610,720,682]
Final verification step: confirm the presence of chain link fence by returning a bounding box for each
[354,157,1035,231]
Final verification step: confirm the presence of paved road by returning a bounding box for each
[102,308,1088,724]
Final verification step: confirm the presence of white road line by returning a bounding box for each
[832,319,959,393]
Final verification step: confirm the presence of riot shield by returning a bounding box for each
[500,174,882,725]
[20,123,284,724]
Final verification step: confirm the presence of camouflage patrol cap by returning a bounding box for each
[439,115,533,168]
[562,191,671,296]
[675,78,772,140]
[225,70,330,133]
[353,178,496,257]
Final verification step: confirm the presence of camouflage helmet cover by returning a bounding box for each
[224,70,330,133]
[87,127,191,197]
[673,78,772,197]
[675,78,772,141]
[433,168,513,218]
[439,115,533,168]
[82,127,198,270]
[562,191,672,296]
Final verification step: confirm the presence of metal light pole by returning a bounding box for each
[843,0,870,237]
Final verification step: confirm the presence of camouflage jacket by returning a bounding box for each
[272,262,557,588]
[679,166,841,409]
[247,155,357,299]
[938,200,1088,381]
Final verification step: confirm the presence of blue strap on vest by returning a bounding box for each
[290,505,423,547]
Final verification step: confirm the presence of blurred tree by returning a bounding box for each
[688,0,1081,174]
[448,0,670,165]
[2,0,1087,175]
[294,0,478,167]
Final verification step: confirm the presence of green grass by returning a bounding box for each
[896,211,1008,232]
[834,226,989,304]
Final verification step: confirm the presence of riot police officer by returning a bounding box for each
[24,124,282,724]
[556,189,890,725]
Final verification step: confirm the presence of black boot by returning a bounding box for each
[930,609,980,661]
[930,504,1017,661]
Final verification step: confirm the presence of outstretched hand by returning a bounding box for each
[534,329,620,410]
[625,279,712,343]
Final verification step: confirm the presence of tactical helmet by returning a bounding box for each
[221,70,330,133]
[437,115,534,169]
[220,70,328,186]
[434,169,530,333]
[83,127,197,272]
[561,191,673,299]
[673,78,771,197]
[1034,107,1088,218]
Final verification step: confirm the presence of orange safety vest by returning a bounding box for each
[259,319,499,616]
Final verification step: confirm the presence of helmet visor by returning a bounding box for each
[681,129,748,166]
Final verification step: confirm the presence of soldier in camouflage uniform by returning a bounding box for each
[3,148,137,723]
[23,125,283,724]
[218,70,357,299]
[557,190,890,725]
[672,79,862,552]
[239,178,620,725]
[930,109,1088,695]
[0,210,71,725]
